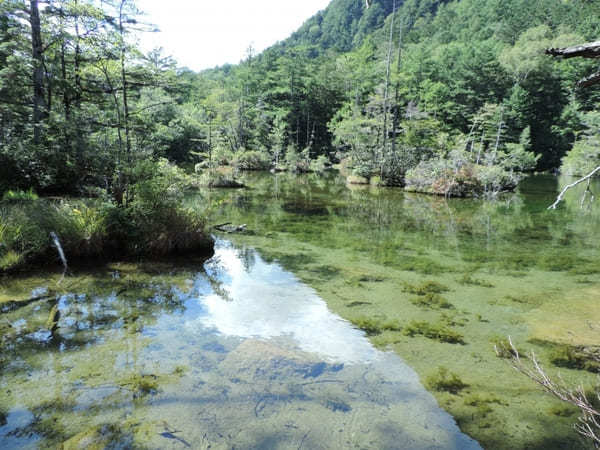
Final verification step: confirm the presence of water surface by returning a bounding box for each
[0,239,479,449]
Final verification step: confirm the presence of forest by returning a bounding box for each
[2,0,600,448]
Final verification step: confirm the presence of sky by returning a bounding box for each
[139,0,332,72]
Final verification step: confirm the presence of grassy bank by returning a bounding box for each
[0,160,213,272]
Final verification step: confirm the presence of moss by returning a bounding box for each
[457,273,494,287]
[403,280,449,295]
[426,367,468,394]
[403,320,465,344]
[410,293,454,309]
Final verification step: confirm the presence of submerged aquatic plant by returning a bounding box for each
[403,280,450,295]
[403,320,464,344]
[410,293,454,309]
[426,367,468,394]
[350,316,402,336]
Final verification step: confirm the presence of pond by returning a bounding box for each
[1,172,599,449]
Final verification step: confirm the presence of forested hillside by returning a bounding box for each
[189,0,600,192]
[2,0,599,197]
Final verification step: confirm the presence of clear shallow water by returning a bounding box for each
[196,172,600,449]
[0,240,479,449]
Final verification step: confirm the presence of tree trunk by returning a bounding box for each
[30,0,45,144]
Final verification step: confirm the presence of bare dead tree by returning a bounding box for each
[497,338,600,447]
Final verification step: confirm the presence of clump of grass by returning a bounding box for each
[410,293,453,309]
[1,188,38,203]
[403,320,465,344]
[457,273,494,287]
[350,316,402,336]
[426,366,468,394]
[403,280,449,295]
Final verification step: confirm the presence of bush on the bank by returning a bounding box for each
[232,150,271,170]
[0,159,212,272]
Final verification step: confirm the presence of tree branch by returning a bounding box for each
[546,41,600,59]
[548,166,600,210]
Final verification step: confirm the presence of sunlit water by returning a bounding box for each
[0,240,479,449]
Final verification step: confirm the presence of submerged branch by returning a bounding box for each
[499,337,600,446]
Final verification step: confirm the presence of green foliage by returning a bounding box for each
[426,366,468,394]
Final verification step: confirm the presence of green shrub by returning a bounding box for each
[426,366,468,394]
[310,154,329,173]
